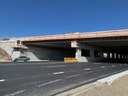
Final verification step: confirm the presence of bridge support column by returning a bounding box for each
[126,54,128,63]
[112,53,115,59]
[112,53,115,62]
[107,52,110,58]
[71,41,103,62]
[115,53,118,59]
[75,48,82,59]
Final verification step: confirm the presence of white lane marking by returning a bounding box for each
[53,72,64,75]
[45,65,66,68]
[5,89,26,96]
[101,66,106,68]
[0,79,5,82]
[112,65,116,67]
[66,74,81,79]
[84,68,91,71]
[67,71,94,79]
[37,79,62,87]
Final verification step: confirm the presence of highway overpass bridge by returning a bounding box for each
[0,29,128,62]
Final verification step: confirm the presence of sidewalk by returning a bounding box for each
[77,75,128,96]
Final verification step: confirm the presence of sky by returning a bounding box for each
[0,0,128,38]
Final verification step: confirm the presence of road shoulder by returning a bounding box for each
[56,70,128,96]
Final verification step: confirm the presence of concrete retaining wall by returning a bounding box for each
[27,46,75,61]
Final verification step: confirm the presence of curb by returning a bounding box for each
[96,70,128,85]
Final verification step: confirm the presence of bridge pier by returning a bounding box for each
[71,41,103,62]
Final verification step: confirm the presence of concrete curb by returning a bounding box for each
[96,70,128,85]
[56,70,128,96]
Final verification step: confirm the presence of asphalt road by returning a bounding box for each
[0,62,128,96]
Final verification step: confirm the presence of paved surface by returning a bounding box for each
[0,62,128,96]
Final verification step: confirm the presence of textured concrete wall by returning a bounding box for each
[26,46,75,61]
[11,51,21,60]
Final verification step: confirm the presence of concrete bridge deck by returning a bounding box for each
[22,29,128,42]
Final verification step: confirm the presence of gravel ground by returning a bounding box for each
[76,75,128,96]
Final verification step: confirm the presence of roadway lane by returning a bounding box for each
[0,62,128,96]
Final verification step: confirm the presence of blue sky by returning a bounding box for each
[0,0,128,38]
